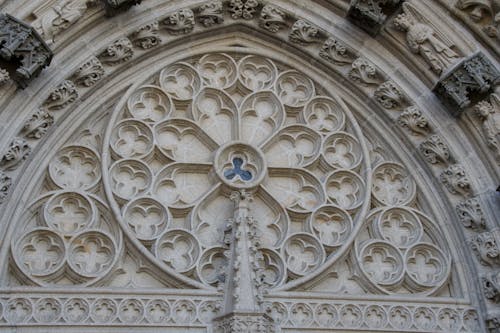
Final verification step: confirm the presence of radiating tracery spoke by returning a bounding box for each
[102,52,371,288]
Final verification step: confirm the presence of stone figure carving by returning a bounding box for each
[482,271,500,303]
[475,87,500,160]
[471,231,500,267]
[457,0,500,37]
[393,3,460,75]
[34,0,94,44]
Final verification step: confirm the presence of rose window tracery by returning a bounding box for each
[102,52,373,288]
[10,53,452,298]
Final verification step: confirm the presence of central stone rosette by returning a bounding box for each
[102,53,371,289]
[215,142,267,189]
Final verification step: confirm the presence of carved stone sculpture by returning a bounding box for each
[397,106,430,136]
[346,0,402,36]
[72,56,105,87]
[0,14,53,88]
[0,138,31,171]
[129,22,161,50]
[319,37,354,65]
[434,52,500,113]
[0,68,9,85]
[456,198,486,230]
[163,9,195,35]
[198,1,224,27]
[22,109,54,139]
[457,0,500,38]
[471,230,500,267]
[440,164,472,197]
[43,80,78,110]
[98,38,133,65]
[289,20,320,44]
[482,271,500,303]
[0,171,11,204]
[393,3,460,76]
[374,81,405,108]
[475,87,500,160]
[419,135,451,164]
[101,0,142,17]
[229,0,259,20]
[259,4,286,33]
[34,0,91,44]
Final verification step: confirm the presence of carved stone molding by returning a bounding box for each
[434,52,500,114]
[0,14,52,88]
[101,0,142,17]
[346,0,403,36]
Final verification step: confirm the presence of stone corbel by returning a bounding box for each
[101,0,142,17]
[346,0,403,36]
[0,14,52,88]
[433,52,500,116]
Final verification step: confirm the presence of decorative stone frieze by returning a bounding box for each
[0,14,52,88]
[101,0,142,17]
[346,0,403,36]
[213,312,276,333]
[434,52,500,114]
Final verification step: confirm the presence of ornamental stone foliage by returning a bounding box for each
[0,0,499,332]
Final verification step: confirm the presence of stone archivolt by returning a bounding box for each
[0,0,498,332]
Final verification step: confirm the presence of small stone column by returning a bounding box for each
[212,190,276,333]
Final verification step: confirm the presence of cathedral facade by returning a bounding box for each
[0,0,499,332]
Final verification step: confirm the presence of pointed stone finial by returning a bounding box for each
[212,190,275,332]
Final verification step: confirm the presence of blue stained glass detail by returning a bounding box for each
[224,158,253,181]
